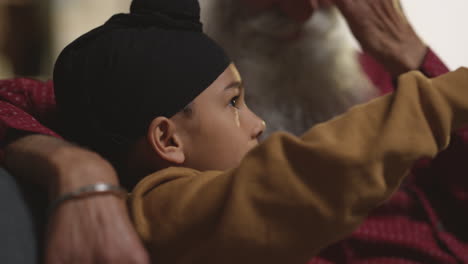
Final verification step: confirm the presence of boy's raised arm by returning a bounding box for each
[131,68,468,264]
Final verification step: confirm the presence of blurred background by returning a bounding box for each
[0,0,132,79]
[0,0,466,79]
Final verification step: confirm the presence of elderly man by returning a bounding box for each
[199,0,468,263]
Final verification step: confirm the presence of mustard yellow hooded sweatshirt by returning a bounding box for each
[130,69,468,264]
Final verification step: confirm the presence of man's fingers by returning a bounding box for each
[336,0,405,19]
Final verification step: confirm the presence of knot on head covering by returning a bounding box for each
[125,0,203,31]
[131,0,201,23]
[54,0,230,160]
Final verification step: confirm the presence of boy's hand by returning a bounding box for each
[335,0,427,76]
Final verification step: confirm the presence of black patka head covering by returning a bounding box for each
[54,0,230,157]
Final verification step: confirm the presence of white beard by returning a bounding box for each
[199,0,378,136]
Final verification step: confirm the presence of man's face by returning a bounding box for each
[200,0,376,136]
[171,64,265,171]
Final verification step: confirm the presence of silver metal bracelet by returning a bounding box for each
[48,183,128,216]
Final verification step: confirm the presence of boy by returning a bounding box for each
[53,0,468,263]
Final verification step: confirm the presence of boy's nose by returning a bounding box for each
[252,119,266,140]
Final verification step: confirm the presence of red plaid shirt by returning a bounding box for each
[1,49,467,263]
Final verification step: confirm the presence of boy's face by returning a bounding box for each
[172,64,265,171]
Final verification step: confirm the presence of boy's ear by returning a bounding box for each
[147,117,185,165]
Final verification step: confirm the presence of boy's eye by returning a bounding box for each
[229,96,240,108]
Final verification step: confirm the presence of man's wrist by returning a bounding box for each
[5,134,121,201]
[48,182,127,216]
[49,145,120,201]
[398,45,427,75]
[381,42,428,77]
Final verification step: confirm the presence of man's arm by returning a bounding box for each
[5,135,149,264]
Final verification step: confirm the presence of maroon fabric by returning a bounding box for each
[0,78,59,136]
[1,48,467,263]
[0,78,60,162]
